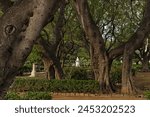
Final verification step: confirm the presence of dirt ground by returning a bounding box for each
[52,93,145,100]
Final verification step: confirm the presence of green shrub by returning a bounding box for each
[24,92,52,100]
[70,67,88,80]
[5,92,21,100]
[64,67,88,80]
[131,64,141,76]
[144,91,150,99]
[110,61,122,87]
[10,78,100,94]
[110,68,122,86]
[5,92,52,100]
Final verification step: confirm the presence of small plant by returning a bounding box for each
[4,92,21,100]
[144,91,150,99]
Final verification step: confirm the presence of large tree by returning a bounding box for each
[74,0,150,94]
[0,0,61,98]
[74,0,113,93]
[39,2,67,80]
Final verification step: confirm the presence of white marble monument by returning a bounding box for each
[75,57,80,67]
[29,63,36,77]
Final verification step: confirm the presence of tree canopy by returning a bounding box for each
[0,0,150,98]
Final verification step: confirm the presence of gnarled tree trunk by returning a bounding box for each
[121,46,135,94]
[74,0,112,93]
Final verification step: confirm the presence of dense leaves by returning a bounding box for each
[5,92,52,100]
[10,78,100,94]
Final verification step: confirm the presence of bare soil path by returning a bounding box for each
[52,93,145,100]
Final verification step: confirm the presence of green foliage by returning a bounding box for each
[10,78,100,94]
[21,45,42,73]
[27,45,42,64]
[144,91,150,100]
[5,92,52,100]
[24,92,52,100]
[110,60,122,86]
[88,0,145,50]
[110,69,122,85]
[64,67,90,80]
[5,92,21,100]
[132,64,142,75]
[70,67,88,80]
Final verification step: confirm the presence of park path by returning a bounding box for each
[52,93,145,100]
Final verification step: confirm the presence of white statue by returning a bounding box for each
[75,57,80,67]
[29,63,36,77]
[145,38,149,52]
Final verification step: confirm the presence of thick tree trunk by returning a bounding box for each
[0,0,61,98]
[53,59,64,80]
[43,57,55,80]
[74,0,112,93]
[43,55,64,80]
[121,46,135,94]
[90,46,112,93]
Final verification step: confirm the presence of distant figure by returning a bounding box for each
[29,63,36,77]
[75,57,80,67]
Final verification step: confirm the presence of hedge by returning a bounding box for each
[5,92,52,100]
[9,78,100,94]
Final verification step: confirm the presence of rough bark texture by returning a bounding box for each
[141,54,149,71]
[74,0,112,93]
[121,45,135,94]
[43,57,55,80]
[0,0,61,98]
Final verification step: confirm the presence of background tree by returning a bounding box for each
[135,38,150,71]
[74,0,148,94]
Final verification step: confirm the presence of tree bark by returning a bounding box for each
[74,0,112,93]
[121,46,135,94]
[43,57,55,80]
[141,53,149,71]
[0,0,12,13]
[0,0,61,98]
